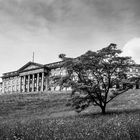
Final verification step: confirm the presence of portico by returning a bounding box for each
[18,62,49,93]
[19,73,44,92]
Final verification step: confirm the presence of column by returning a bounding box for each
[15,78,17,92]
[41,72,44,92]
[37,73,39,92]
[32,74,35,92]
[10,78,12,93]
[27,75,30,92]
[19,77,22,93]
[23,76,26,92]
[45,76,49,91]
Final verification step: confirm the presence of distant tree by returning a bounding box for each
[54,44,134,114]
[58,54,66,59]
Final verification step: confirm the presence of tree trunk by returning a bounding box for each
[136,83,139,89]
[101,106,106,114]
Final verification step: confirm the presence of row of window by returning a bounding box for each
[3,77,20,86]
[4,85,20,92]
[129,68,140,73]
[51,68,67,76]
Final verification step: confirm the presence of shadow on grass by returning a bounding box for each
[78,108,140,118]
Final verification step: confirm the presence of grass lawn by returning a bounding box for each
[0,89,140,139]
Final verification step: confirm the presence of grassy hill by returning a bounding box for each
[0,91,73,121]
[0,89,140,139]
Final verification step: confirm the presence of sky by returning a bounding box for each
[0,0,140,77]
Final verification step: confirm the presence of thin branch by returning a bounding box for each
[87,91,101,106]
[106,88,130,103]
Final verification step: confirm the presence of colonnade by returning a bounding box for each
[19,72,47,93]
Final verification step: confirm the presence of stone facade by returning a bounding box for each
[1,61,140,94]
[127,65,140,78]
[1,61,69,94]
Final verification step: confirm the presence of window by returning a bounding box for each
[12,86,15,91]
[8,86,11,92]
[129,68,132,72]
[136,69,139,72]
[16,85,19,91]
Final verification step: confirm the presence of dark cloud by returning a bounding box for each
[0,0,140,45]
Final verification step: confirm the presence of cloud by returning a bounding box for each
[0,0,139,38]
[0,0,140,78]
[122,38,140,63]
[0,0,140,47]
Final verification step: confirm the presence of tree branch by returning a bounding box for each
[106,88,130,103]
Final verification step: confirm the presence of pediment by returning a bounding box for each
[18,62,44,72]
[23,65,40,70]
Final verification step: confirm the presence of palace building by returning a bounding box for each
[1,60,140,94]
[1,61,69,94]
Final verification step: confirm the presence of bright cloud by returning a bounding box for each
[122,38,140,63]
